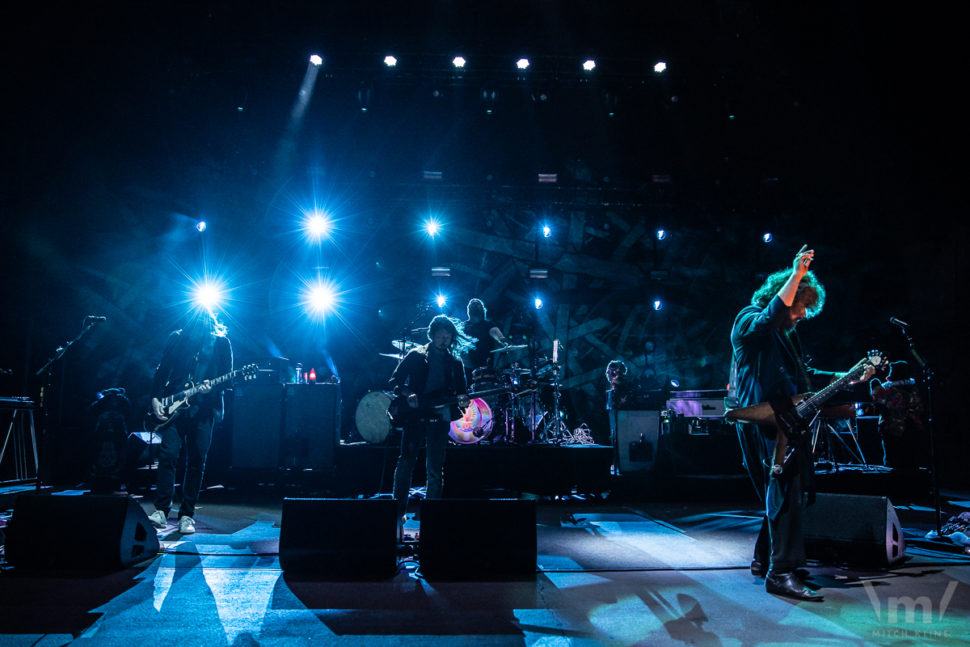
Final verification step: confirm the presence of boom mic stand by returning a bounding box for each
[892,320,942,536]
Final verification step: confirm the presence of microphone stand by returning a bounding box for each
[34,317,103,488]
[894,323,942,536]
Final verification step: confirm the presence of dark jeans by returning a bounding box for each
[736,422,807,574]
[154,410,214,519]
[392,417,449,519]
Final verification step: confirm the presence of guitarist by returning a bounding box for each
[730,245,846,601]
[147,312,232,535]
[390,315,469,528]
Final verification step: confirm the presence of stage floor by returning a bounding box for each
[1,487,969,646]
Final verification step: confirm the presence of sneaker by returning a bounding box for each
[148,509,167,529]
[178,516,196,535]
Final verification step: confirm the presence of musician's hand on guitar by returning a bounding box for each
[198,379,212,394]
[405,390,419,409]
[151,397,168,421]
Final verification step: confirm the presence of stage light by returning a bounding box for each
[654,61,667,73]
[542,224,552,238]
[192,279,226,312]
[304,211,332,241]
[452,56,466,69]
[656,229,666,241]
[303,280,338,316]
[516,58,530,70]
[653,299,663,311]
[384,55,397,67]
[424,218,441,238]
[534,297,543,310]
[196,220,207,233]
[582,59,596,72]
[431,267,451,277]
[309,54,323,67]
[763,233,773,243]
[436,294,447,308]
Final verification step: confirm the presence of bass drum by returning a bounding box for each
[449,398,494,444]
[355,391,393,443]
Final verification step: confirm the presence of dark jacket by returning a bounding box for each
[388,344,467,420]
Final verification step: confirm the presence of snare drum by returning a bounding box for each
[449,398,494,444]
[355,391,393,443]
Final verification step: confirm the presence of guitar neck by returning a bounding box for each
[164,368,237,406]
[795,358,866,416]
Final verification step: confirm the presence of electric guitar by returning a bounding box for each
[146,363,258,432]
[725,350,886,437]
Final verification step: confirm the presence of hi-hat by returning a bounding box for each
[490,344,528,354]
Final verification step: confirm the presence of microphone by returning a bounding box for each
[86,315,107,321]
[889,316,910,329]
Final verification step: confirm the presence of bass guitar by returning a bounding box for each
[725,350,886,435]
[146,363,258,432]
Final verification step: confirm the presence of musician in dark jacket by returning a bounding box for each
[148,313,232,535]
[389,315,469,524]
[730,245,841,601]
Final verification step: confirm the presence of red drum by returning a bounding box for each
[449,398,494,444]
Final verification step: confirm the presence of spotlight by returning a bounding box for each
[656,229,666,241]
[436,294,447,308]
[431,266,451,277]
[304,280,338,316]
[516,58,530,70]
[654,61,667,73]
[452,56,466,69]
[192,279,226,312]
[383,55,398,67]
[762,233,773,243]
[196,220,207,233]
[534,297,543,310]
[423,218,441,238]
[582,59,596,72]
[542,224,552,238]
[653,299,663,311]
[304,212,332,241]
[309,54,323,67]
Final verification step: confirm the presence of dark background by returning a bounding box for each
[1,2,963,485]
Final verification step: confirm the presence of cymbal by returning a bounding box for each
[379,352,406,360]
[503,367,532,375]
[391,340,418,351]
[490,344,528,354]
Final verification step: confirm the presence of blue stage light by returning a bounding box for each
[542,224,552,238]
[654,61,667,73]
[309,54,323,67]
[384,55,397,67]
[516,58,530,70]
[304,280,339,316]
[304,211,332,241]
[582,59,596,72]
[196,220,206,233]
[192,279,226,312]
[424,217,441,238]
[653,299,663,311]
[656,229,666,241]
[453,56,466,69]
[534,297,543,310]
[763,232,773,243]
[436,294,447,308]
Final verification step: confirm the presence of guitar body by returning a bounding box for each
[725,394,807,427]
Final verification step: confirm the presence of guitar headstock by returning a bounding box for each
[240,363,259,381]
[866,350,888,374]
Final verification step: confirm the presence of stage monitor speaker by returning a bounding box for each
[231,383,284,469]
[279,498,398,578]
[419,499,536,579]
[615,410,661,474]
[4,494,160,571]
[803,493,906,567]
[282,384,340,470]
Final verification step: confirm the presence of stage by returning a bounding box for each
[1,488,969,646]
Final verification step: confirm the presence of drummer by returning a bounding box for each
[461,298,510,379]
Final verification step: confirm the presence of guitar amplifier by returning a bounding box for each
[614,410,662,474]
[282,384,341,471]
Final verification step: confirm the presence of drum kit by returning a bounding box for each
[355,336,567,445]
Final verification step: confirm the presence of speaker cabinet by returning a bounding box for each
[282,384,340,471]
[614,410,661,474]
[803,493,906,567]
[419,499,536,579]
[231,383,284,469]
[4,494,160,571]
[279,498,398,578]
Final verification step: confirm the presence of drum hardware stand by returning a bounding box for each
[810,415,869,471]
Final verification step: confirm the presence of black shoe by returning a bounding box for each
[766,572,823,602]
[750,559,767,578]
